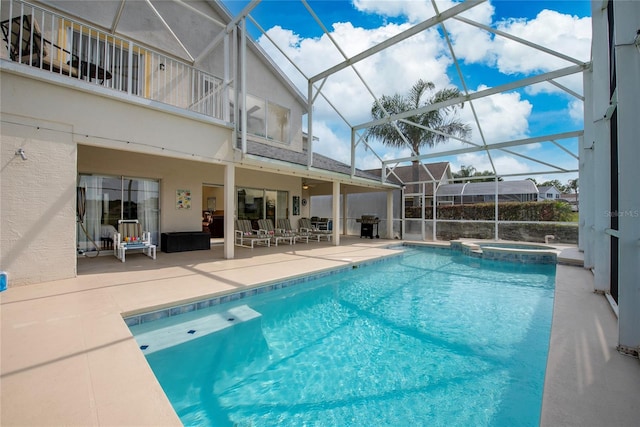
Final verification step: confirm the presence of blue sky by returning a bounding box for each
[223,1,591,185]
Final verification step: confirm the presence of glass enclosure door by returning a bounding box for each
[77,174,159,253]
[237,187,289,229]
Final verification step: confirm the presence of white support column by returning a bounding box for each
[592,119,610,293]
[223,164,235,259]
[332,181,340,245]
[494,178,499,240]
[223,33,230,122]
[421,183,425,241]
[432,181,437,241]
[613,0,640,355]
[240,18,247,154]
[401,186,406,239]
[579,123,594,266]
[386,190,393,239]
[307,82,313,167]
[590,3,612,293]
[342,190,348,236]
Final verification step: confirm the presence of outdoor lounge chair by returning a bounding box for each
[299,217,332,242]
[1,15,79,77]
[277,218,310,243]
[113,220,156,262]
[235,219,271,248]
[257,219,294,246]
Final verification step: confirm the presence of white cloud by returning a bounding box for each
[311,121,352,164]
[490,10,591,75]
[461,86,532,143]
[568,99,584,124]
[352,0,439,23]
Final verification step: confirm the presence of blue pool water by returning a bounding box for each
[130,247,556,426]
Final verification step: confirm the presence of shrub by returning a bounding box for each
[406,201,573,221]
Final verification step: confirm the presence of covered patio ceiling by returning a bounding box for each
[35,0,588,185]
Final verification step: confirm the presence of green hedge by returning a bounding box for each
[406,201,573,221]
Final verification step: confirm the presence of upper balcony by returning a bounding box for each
[1,0,226,122]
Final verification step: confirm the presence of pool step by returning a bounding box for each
[133,305,261,355]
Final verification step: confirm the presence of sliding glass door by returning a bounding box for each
[77,174,159,253]
[237,187,288,229]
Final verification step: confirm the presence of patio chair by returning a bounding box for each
[1,15,79,77]
[235,219,271,248]
[257,219,294,246]
[113,219,156,262]
[277,218,310,244]
[299,218,332,242]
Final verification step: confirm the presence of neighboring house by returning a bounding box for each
[436,180,539,204]
[560,193,579,211]
[0,0,396,285]
[537,185,562,201]
[366,162,454,207]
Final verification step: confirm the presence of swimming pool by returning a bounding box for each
[130,247,555,426]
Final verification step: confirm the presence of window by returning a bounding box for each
[267,101,290,142]
[77,175,159,252]
[232,92,291,143]
[247,95,266,137]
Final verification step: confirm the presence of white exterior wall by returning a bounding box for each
[1,114,77,285]
[537,187,561,201]
[612,1,640,355]
[588,2,612,292]
[3,73,234,161]
[586,0,640,355]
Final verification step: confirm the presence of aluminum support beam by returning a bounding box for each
[224,164,235,259]
[356,65,586,131]
[310,0,486,83]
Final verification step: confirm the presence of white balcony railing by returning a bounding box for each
[1,0,225,121]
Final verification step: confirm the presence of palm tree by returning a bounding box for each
[368,79,471,199]
[453,165,476,183]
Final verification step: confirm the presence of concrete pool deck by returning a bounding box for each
[1,237,639,426]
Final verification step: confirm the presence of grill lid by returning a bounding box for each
[357,214,380,223]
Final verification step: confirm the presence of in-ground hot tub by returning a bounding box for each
[451,240,559,264]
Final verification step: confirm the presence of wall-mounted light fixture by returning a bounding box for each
[302,182,309,190]
[159,63,165,71]
[15,148,27,160]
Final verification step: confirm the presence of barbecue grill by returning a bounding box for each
[356,214,380,239]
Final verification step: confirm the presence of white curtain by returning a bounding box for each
[139,179,160,244]
[77,175,103,252]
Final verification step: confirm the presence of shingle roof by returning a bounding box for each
[245,139,382,181]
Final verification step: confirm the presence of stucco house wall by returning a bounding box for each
[1,114,77,285]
